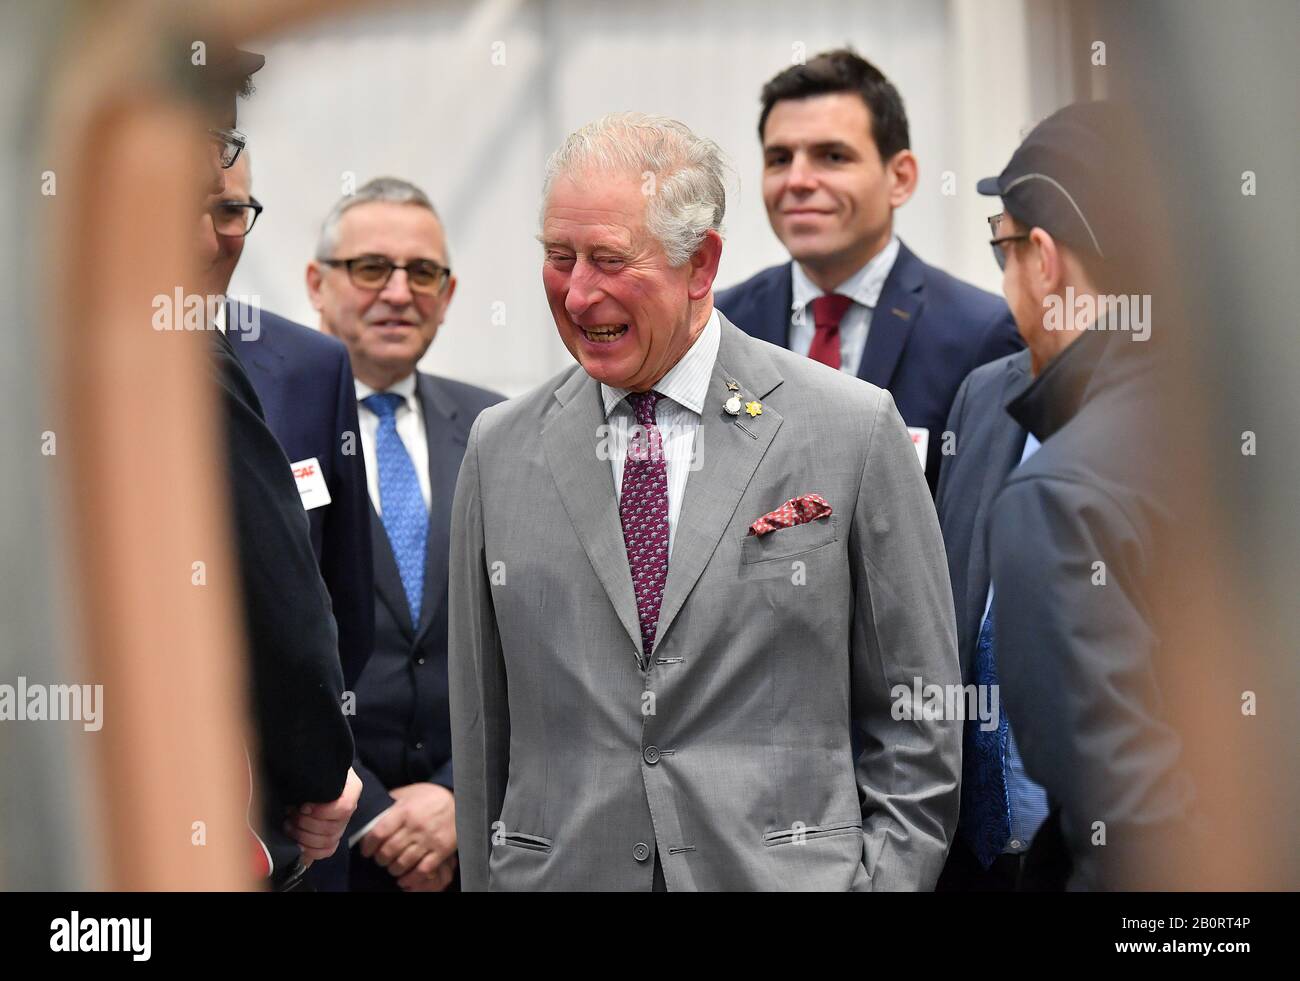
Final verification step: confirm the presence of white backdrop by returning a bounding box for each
[231,0,1071,396]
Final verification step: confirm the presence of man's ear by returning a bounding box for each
[305,261,325,317]
[688,229,724,301]
[886,149,918,208]
[1028,228,1063,296]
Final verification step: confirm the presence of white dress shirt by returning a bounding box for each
[355,373,432,515]
[789,235,901,376]
[600,308,721,559]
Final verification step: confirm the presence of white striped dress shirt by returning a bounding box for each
[600,308,721,560]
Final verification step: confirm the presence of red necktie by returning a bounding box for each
[807,294,853,370]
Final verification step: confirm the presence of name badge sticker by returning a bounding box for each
[907,427,930,472]
[291,457,332,510]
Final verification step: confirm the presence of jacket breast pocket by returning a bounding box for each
[740,514,839,565]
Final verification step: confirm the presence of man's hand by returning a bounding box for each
[284,767,362,862]
[360,783,457,891]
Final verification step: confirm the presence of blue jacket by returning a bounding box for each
[226,303,374,691]
[716,241,1022,491]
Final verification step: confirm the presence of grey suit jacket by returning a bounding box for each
[449,313,961,891]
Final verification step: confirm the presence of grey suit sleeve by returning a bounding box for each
[447,415,510,891]
[849,389,963,891]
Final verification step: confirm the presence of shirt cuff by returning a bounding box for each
[347,805,393,850]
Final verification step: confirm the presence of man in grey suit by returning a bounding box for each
[449,113,961,891]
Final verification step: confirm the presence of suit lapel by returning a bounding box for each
[542,370,647,663]
[966,351,1031,644]
[652,318,784,658]
[750,263,794,348]
[413,374,463,646]
[371,503,415,637]
[225,300,283,379]
[858,242,923,389]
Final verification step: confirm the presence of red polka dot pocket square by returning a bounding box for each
[747,494,833,537]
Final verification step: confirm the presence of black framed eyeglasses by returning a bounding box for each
[319,255,452,296]
[988,212,1030,271]
[213,197,263,237]
[207,127,246,169]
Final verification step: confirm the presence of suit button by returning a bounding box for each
[632,842,650,862]
[414,741,424,751]
[415,657,426,665]
[643,745,660,765]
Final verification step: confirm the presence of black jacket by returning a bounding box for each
[210,328,355,879]
[228,303,374,691]
[988,328,1200,889]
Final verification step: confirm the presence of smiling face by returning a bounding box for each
[541,171,720,392]
[307,201,455,389]
[761,92,916,291]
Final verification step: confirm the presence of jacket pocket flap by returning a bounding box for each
[762,820,862,846]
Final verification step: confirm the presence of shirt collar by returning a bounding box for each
[601,307,721,418]
[357,372,419,414]
[790,235,901,312]
[213,300,227,334]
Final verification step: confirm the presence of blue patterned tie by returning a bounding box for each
[957,605,1012,868]
[364,393,428,625]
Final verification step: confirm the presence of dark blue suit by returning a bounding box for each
[226,303,375,691]
[715,241,1022,491]
[934,349,1031,687]
[348,372,505,892]
[931,349,1040,890]
[226,303,376,891]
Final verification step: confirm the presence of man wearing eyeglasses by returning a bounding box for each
[204,151,378,891]
[195,45,360,891]
[938,101,1201,890]
[307,177,504,892]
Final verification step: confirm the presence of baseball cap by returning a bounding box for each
[977,101,1136,259]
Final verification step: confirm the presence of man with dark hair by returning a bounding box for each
[205,150,377,892]
[196,44,359,890]
[717,48,1021,492]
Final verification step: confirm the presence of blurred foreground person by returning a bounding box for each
[196,45,358,889]
[449,113,960,891]
[310,178,504,891]
[978,102,1202,889]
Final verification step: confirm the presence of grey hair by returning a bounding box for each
[315,176,448,264]
[541,112,729,266]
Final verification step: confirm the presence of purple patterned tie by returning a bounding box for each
[620,391,670,658]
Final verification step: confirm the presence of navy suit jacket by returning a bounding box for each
[348,371,505,892]
[226,303,374,691]
[209,324,354,887]
[715,241,1022,492]
[227,304,377,891]
[933,349,1031,687]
